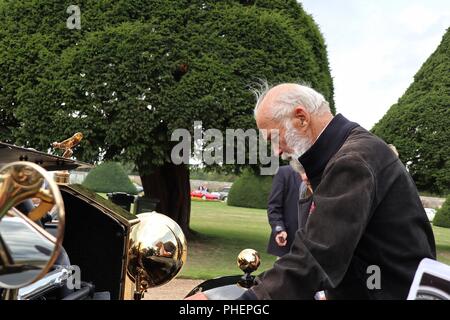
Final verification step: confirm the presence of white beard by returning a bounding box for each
[288,157,305,175]
[281,123,313,175]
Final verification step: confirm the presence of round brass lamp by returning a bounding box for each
[127,212,187,299]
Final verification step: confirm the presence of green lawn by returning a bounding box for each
[434,225,450,265]
[179,201,277,279]
[179,201,450,279]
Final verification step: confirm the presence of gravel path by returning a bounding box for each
[143,279,205,300]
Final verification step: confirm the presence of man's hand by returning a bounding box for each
[184,292,208,300]
[275,231,288,247]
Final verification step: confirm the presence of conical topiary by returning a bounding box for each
[372,29,450,195]
[82,162,138,195]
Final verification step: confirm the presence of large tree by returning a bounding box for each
[0,0,334,236]
[372,29,449,195]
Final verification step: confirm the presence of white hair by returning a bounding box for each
[252,80,330,122]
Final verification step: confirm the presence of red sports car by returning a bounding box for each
[190,190,220,200]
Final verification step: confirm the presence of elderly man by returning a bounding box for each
[235,82,435,300]
[187,82,435,300]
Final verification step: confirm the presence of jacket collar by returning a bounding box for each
[298,114,359,181]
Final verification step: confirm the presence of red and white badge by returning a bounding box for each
[309,201,316,215]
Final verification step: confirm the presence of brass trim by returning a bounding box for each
[0,161,65,290]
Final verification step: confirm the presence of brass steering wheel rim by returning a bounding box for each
[0,161,65,289]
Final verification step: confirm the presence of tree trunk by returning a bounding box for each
[140,162,194,239]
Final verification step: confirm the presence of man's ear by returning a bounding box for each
[294,106,310,130]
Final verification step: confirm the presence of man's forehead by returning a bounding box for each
[256,113,272,131]
[256,99,276,127]
[257,89,279,114]
[256,105,281,141]
[255,84,297,137]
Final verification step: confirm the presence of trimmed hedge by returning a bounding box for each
[82,162,138,195]
[433,195,450,228]
[372,30,450,194]
[227,171,273,209]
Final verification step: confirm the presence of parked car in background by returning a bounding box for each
[218,187,231,202]
[210,186,231,202]
[190,190,220,200]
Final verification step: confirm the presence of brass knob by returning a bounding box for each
[237,249,260,274]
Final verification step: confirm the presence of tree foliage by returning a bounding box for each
[0,0,334,233]
[1,0,334,167]
[372,29,450,195]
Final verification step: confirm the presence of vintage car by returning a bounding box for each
[0,138,187,300]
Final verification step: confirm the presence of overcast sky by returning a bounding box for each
[300,0,450,130]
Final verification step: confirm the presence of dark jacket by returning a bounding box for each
[243,114,436,300]
[267,165,302,257]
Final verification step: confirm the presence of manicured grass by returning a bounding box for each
[179,201,450,279]
[434,225,450,265]
[179,201,276,279]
